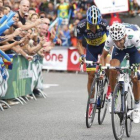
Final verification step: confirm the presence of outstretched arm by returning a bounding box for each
[100,49,109,66]
[77,39,85,55]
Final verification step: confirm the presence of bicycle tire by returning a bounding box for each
[112,83,125,140]
[86,78,98,128]
[98,78,108,125]
[125,87,133,137]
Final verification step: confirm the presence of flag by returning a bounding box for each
[3,54,13,70]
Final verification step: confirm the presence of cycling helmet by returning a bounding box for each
[87,5,102,25]
[109,23,126,40]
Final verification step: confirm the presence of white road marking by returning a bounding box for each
[43,84,59,89]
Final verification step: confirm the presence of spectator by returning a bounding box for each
[70,19,80,47]
[0,0,3,8]
[134,0,140,15]
[70,0,79,19]
[76,11,85,21]
[57,0,70,25]
[39,0,48,12]
[46,2,57,21]
[12,2,20,11]
[30,13,39,22]
[59,25,71,47]
[77,0,88,12]
[3,0,12,7]
[3,5,11,15]
[38,22,54,56]
[0,7,4,17]
[28,7,36,18]
[18,0,30,25]
[38,11,46,18]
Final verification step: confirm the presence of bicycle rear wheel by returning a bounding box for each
[86,79,98,128]
[112,83,125,140]
[125,87,133,137]
[98,78,108,125]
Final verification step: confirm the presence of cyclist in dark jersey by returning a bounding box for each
[76,5,109,109]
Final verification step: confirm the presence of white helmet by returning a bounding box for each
[109,23,126,40]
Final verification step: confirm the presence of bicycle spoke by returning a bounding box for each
[112,84,125,140]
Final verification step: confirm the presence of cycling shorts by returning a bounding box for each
[112,47,140,66]
[86,43,105,71]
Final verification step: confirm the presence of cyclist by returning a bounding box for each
[100,23,140,123]
[76,5,109,114]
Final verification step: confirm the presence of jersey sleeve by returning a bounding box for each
[100,19,109,36]
[131,32,140,51]
[104,35,114,52]
[76,25,83,40]
[76,20,86,40]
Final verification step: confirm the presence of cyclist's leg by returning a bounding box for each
[86,44,104,96]
[109,47,125,92]
[86,49,96,96]
[127,47,140,101]
[128,47,140,123]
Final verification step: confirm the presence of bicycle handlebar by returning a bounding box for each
[83,60,139,72]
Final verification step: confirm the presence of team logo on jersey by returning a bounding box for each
[107,41,110,44]
[87,32,102,39]
[78,22,86,28]
[100,21,107,27]
[128,35,134,39]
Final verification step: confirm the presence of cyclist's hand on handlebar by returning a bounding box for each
[79,54,85,64]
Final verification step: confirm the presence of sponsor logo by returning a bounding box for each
[70,51,80,64]
[45,53,63,62]
[19,70,32,79]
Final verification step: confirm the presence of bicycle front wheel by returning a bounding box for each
[98,78,108,125]
[86,79,98,128]
[112,83,125,140]
[125,87,133,137]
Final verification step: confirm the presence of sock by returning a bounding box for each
[90,98,94,107]
[106,85,111,99]
[135,100,140,109]
[90,98,94,103]
[135,100,139,104]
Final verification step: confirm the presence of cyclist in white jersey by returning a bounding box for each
[100,23,140,123]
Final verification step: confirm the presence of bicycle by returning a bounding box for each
[81,61,109,128]
[109,54,136,140]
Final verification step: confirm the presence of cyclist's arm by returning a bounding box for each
[77,39,85,55]
[76,21,86,55]
[100,49,109,66]
[131,32,140,53]
[100,35,113,66]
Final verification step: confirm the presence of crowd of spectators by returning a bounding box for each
[7,0,95,47]
[0,0,140,50]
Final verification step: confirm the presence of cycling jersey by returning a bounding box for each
[104,28,140,52]
[76,19,109,46]
[123,23,140,31]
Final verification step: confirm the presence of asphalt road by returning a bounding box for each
[0,72,140,140]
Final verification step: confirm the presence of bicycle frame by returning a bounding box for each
[116,63,135,116]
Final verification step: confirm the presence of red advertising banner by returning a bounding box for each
[67,48,86,71]
[43,47,86,71]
